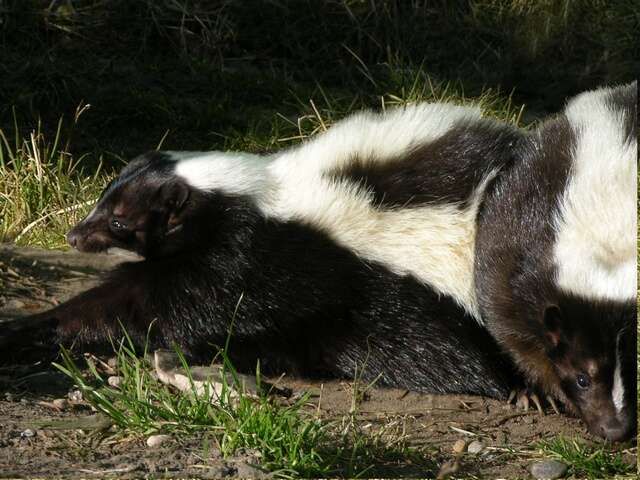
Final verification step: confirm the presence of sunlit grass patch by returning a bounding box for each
[0,105,111,248]
[54,334,435,478]
[537,436,635,479]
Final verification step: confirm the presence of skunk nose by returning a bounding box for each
[597,418,634,442]
[66,230,80,249]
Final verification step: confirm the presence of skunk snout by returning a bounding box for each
[590,414,635,442]
[66,229,81,249]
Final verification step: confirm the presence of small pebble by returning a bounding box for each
[52,398,69,409]
[146,434,171,448]
[467,440,485,454]
[68,389,83,402]
[107,376,122,388]
[452,439,466,453]
[107,357,118,369]
[530,459,568,480]
[20,429,36,438]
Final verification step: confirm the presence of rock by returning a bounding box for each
[107,356,118,369]
[146,434,172,448]
[452,439,466,453]
[68,389,83,402]
[52,398,69,409]
[20,429,36,438]
[467,440,485,454]
[530,459,568,480]
[107,376,123,388]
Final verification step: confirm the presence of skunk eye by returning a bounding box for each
[110,218,128,232]
[576,374,591,390]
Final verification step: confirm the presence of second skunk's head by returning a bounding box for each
[543,81,637,442]
[541,295,637,442]
[67,151,268,258]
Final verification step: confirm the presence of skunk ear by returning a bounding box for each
[160,181,190,211]
[543,305,563,347]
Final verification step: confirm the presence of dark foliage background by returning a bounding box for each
[0,0,637,159]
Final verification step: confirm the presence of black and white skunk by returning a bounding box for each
[475,82,637,441]
[2,85,636,441]
[2,102,520,398]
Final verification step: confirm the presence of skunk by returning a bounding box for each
[2,102,521,398]
[475,82,637,441]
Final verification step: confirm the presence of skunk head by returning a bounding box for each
[67,152,196,257]
[68,150,269,258]
[548,82,637,441]
[541,296,637,442]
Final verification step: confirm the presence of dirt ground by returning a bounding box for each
[0,244,636,478]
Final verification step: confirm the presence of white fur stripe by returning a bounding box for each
[172,103,494,320]
[611,332,624,413]
[553,86,637,301]
[262,166,496,319]
[270,102,483,176]
[260,103,493,319]
[173,151,270,198]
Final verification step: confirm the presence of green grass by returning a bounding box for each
[53,333,435,478]
[0,105,112,248]
[538,437,635,479]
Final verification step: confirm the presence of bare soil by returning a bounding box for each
[0,244,635,478]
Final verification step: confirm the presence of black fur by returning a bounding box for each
[330,120,520,208]
[5,185,513,398]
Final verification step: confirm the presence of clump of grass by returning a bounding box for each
[0,105,111,248]
[272,74,525,151]
[537,436,635,479]
[54,332,434,478]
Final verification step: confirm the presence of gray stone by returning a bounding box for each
[68,389,83,402]
[107,376,122,388]
[530,459,568,480]
[146,434,172,448]
[467,440,485,454]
